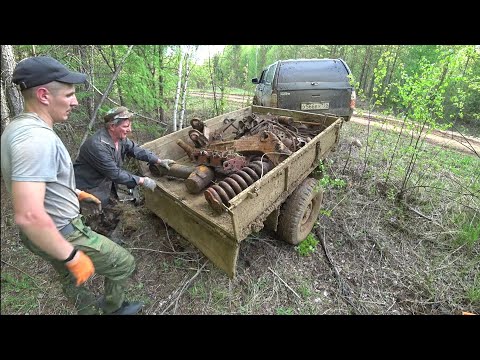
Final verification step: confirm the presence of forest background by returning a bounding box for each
[2,45,479,142]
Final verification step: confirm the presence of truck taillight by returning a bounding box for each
[350,90,356,109]
[271,92,278,107]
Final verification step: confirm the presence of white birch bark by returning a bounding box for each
[1,45,24,129]
[172,46,184,132]
[179,46,195,130]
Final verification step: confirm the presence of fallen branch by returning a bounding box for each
[317,227,365,314]
[403,202,443,228]
[159,261,207,314]
[268,267,301,299]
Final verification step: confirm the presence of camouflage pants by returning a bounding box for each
[20,216,135,315]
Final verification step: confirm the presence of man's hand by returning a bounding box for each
[158,159,176,171]
[78,191,102,214]
[141,177,157,192]
[65,250,95,286]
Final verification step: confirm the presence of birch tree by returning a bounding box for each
[179,46,196,130]
[172,46,184,132]
[1,45,24,132]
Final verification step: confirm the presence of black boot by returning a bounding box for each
[109,301,144,315]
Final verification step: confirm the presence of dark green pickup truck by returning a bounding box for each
[252,58,356,121]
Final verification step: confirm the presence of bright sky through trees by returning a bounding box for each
[194,45,226,64]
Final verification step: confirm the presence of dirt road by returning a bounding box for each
[189,91,252,104]
[350,113,480,156]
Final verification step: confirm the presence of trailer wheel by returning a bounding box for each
[277,177,323,245]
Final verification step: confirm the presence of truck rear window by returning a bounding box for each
[278,60,348,83]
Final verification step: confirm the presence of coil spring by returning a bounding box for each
[204,160,273,214]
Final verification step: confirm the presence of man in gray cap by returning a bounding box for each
[74,106,175,234]
[1,56,143,315]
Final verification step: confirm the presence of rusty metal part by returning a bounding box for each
[232,131,291,165]
[204,160,274,214]
[204,187,225,214]
[176,139,196,160]
[211,118,238,142]
[184,165,215,194]
[223,156,248,173]
[187,149,248,175]
[276,115,294,126]
[190,117,204,132]
[189,129,209,148]
[149,163,195,178]
[190,117,210,142]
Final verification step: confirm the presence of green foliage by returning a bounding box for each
[9,45,480,142]
[314,161,347,190]
[295,233,319,257]
[466,274,480,304]
[276,307,295,315]
[318,175,346,191]
[188,284,207,299]
[455,222,480,249]
[1,273,38,314]
[319,209,332,217]
[298,283,312,298]
[132,121,165,139]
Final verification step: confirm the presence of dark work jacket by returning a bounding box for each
[74,127,159,206]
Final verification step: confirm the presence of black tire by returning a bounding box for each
[277,177,323,245]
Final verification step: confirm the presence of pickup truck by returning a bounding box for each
[139,105,344,277]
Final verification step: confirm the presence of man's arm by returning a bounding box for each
[124,138,159,164]
[12,181,74,260]
[12,181,94,286]
[82,143,139,187]
[124,138,175,170]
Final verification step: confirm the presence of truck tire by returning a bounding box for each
[277,177,323,245]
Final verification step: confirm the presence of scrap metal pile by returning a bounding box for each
[149,112,326,214]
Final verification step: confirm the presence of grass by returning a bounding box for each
[275,307,295,315]
[455,222,480,249]
[1,97,479,315]
[1,273,39,314]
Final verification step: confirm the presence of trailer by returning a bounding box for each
[139,105,344,278]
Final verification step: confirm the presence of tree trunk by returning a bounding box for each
[1,82,10,134]
[158,47,165,125]
[179,47,194,130]
[359,46,371,92]
[173,46,184,132]
[1,45,24,132]
[77,45,95,121]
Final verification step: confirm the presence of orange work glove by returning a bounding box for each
[65,250,95,286]
[78,191,102,214]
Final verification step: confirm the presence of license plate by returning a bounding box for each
[301,102,329,110]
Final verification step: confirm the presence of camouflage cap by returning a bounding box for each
[104,106,134,123]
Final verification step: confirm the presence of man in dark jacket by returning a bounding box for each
[74,107,175,234]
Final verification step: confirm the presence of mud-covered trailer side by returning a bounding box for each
[140,106,343,277]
